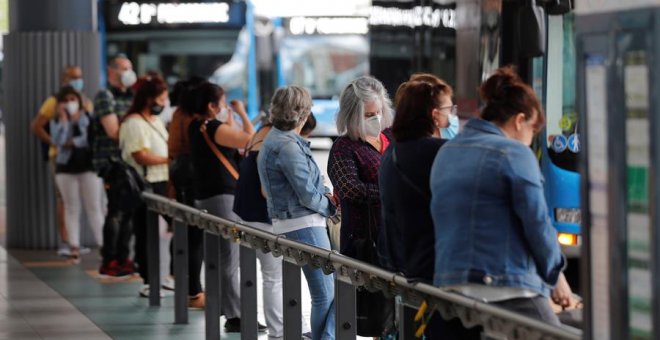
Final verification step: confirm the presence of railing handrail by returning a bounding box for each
[142,191,582,340]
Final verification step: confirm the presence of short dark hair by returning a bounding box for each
[55,86,83,107]
[480,66,544,131]
[126,76,168,115]
[392,78,453,142]
[108,54,129,68]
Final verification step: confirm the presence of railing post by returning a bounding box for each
[173,219,189,324]
[335,279,357,339]
[204,231,221,340]
[240,246,258,339]
[397,298,411,340]
[283,261,302,338]
[146,208,161,307]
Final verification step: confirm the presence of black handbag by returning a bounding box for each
[353,207,396,337]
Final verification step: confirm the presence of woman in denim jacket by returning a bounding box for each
[430,67,573,325]
[257,86,337,340]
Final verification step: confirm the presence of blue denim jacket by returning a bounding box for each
[257,127,335,220]
[50,112,91,165]
[430,119,565,297]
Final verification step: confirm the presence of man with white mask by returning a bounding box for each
[92,54,139,278]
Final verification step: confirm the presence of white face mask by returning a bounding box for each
[364,115,382,138]
[217,107,230,122]
[120,69,137,88]
[65,101,79,114]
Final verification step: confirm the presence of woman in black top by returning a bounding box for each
[188,82,258,332]
[379,74,480,339]
[51,86,104,263]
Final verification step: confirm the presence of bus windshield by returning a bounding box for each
[545,14,578,172]
[279,35,369,99]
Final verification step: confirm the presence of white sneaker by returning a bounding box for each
[56,244,71,257]
[79,247,92,255]
[138,285,165,298]
[162,277,175,291]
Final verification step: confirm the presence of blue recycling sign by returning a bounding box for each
[552,135,568,153]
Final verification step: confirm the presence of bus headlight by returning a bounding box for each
[555,208,581,224]
[558,233,578,246]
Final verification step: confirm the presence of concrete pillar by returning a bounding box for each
[4,0,101,248]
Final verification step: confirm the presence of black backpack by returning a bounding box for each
[99,157,152,213]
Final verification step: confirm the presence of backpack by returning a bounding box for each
[99,157,152,213]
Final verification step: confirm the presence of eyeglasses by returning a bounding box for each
[437,105,458,116]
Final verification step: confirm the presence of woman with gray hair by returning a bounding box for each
[327,76,395,336]
[257,85,337,340]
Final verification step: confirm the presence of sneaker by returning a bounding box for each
[162,277,175,291]
[139,285,164,298]
[188,292,205,309]
[224,318,268,333]
[121,258,135,275]
[56,243,71,257]
[99,260,133,278]
[79,247,92,255]
[302,332,312,339]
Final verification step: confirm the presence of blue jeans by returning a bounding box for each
[284,227,335,340]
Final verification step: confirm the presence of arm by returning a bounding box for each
[131,150,169,166]
[279,142,335,216]
[213,122,254,149]
[31,97,58,144]
[509,146,566,285]
[230,100,256,135]
[101,114,120,141]
[31,114,53,144]
[327,143,380,204]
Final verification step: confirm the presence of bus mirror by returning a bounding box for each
[518,0,546,58]
[546,0,573,15]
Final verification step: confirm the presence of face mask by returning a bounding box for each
[441,113,459,139]
[217,107,230,122]
[364,115,382,138]
[64,101,79,114]
[69,79,84,92]
[120,69,137,88]
[151,104,164,115]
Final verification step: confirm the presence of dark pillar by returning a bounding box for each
[4,0,100,248]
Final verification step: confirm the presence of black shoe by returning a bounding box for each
[224,318,268,333]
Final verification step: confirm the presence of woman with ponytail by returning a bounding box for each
[429,66,573,325]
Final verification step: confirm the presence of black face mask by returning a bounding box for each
[151,104,164,115]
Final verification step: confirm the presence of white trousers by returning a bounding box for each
[55,172,104,248]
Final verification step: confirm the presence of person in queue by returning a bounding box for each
[31,65,94,258]
[257,86,336,340]
[93,55,138,277]
[430,66,573,324]
[379,75,481,338]
[167,76,208,308]
[49,86,104,263]
[188,82,263,332]
[118,76,170,297]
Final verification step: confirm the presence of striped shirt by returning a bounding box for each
[91,87,133,173]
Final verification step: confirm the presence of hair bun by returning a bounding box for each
[479,66,523,103]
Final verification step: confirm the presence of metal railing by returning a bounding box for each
[142,192,582,340]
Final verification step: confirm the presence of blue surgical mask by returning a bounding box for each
[69,79,84,92]
[441,114,459,139]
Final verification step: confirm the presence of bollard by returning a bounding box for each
[146,209,161,307]
[173,219,189,324]
[283,261,302,338]
[335,279,357,339]
[240,246,258,339]
[204,231,221,340]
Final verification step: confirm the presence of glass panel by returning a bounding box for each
[624,49,652,340]
[545,14,578,172]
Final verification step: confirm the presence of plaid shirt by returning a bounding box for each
[92,87,133,173]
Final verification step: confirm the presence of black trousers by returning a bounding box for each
[175,184,204,296]
[101,184,133,265]
[133,181,168,284]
